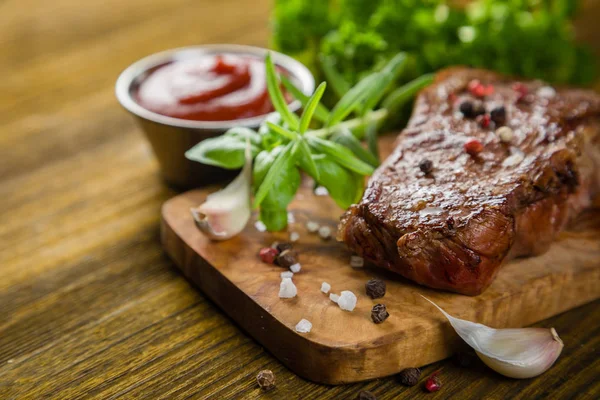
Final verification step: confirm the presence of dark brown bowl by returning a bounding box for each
[115,44,314,189]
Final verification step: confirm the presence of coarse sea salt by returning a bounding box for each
[295,319,312,333]
[337,290,357,311]
[287,212,295,224]
[329,293,340,303]
[315,186,329,196]
[306,221,320,233]
[254,221,267,232]
[280,271,294,279]
[290,263,301,273]
[320,282,331,294]
[350,255,364,268]
[289,231,300,242]
[279,278,297,298]
[318,226,332,240]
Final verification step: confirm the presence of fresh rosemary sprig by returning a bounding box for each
[186,52,433,231]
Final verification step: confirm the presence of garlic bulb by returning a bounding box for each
[422,296,564,379]
[190,142,252,240]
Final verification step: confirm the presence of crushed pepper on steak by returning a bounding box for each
[338,67,600,295]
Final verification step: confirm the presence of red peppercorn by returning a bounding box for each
[448,93,457,104]
[513,82,528,102]
[259,247,278,264]
[468,80,494,98]
[477,113,491,128]
[464,139,484,156]
[424,371,442,392]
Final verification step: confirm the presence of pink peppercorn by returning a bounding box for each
[424,370,442,392]
[513,82,528,102]
[477,113,491,128]
[464,139,484,156]
[468,80,494,98]
[259,247,278,264]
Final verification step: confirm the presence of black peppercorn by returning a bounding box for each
[256,369,275,391]
[459,101,485,118]
[275,249,298,268]
[274,241,293,253]
[371,304,389,324]
[398,367,421,386]
[356,390,377,400]
[490,106,506,126]
[418,159,433,175]
[365,279,386,299]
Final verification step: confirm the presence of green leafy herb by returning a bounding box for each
[187,52,433,232]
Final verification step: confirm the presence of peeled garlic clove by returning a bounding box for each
[191,141,252,240]
[422,296,564,379]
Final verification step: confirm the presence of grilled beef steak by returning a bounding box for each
[338,67,600,295]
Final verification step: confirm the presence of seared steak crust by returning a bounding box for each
[339,67,600,295]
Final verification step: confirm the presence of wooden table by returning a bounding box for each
[1,1,599,398]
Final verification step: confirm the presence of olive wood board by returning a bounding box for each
[161,140,600,385]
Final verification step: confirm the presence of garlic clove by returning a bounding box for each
[191,141,252,240]
[421,296,564,379]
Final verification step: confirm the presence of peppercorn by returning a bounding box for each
[398,367,421,387]
[464,139,484,156]
[274,241,293,253]
[355,391,377,400]
[259,247,278,264]
[256,369,275,391]
[371,304,389,324]
[418,159,433,174]
[365,279,386,299]
[490,106,506,126]
[275,249,298,268]
[458,101,485,118]
[424,370,442,392]
[513,82,528,102]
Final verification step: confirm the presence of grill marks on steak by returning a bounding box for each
[338,67,600,295]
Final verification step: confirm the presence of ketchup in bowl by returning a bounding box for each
[135,54,284,122]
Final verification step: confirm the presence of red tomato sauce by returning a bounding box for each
[135,54,282,121]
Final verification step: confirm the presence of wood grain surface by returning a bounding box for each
[1,0,599,399]
[161,155,600,384]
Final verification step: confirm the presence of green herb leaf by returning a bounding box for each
[319,54,351,99]
[314,156,363,209]
[265,53,299,131]
[253,141,296,208]
[266,122,299,141]
[307,136,374,176]
[360,53,408,115]
[259,208,289,232]
[299,82,327,133]
[382,74,435,115]
[331,128,379,167]
[185,135,259,170]
[296,139,320,180]
[281,75,331,123]
[364,119,379,163]
[326,72,382,127]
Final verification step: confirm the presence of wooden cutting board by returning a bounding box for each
[160,137,600,385]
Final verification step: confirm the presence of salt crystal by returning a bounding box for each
[503,148,525,167]
[419,207,443,217]
[350,255,364,268]
[320,282,331,293]
[290,263,301,273]
[537,86,556,98]
[318,226,331,240]
[337,290,357,311]
[279,278,297,298]
[287,212,295,224]
[280,271,294,279]
[290,231,300,242]
[329,293,340,303]
[315,186,329,196]
[306,221,320,233]
[254,221,267,232]
[295,318,312,333]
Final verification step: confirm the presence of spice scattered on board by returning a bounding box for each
[279,278,297,298]
[321,282,331,293]
[350,255,364,268]
[355,390,377,400]
[276,249,298,269]
[295,319,312,333]
[337,290,357,311]
[259,247,278,264]
[398,367,421,387]
[306,221,320,233]
[424,370,442,392]
[256,369,275,391]
[318,226,332,240]
[290,263,301,273]
[280,271,294,279]
[274,241,293,253]
[371,304,389,324]
[365,279,386,299]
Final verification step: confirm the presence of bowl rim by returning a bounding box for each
[115,44,315,130]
